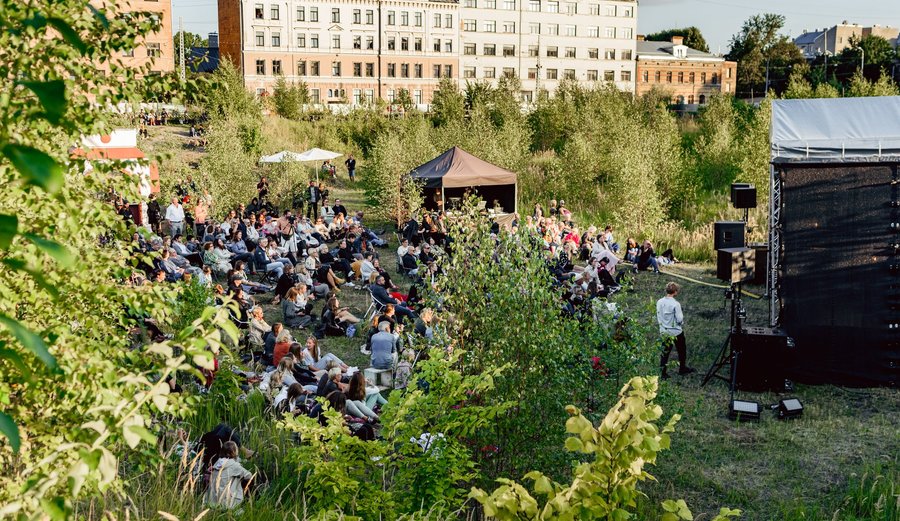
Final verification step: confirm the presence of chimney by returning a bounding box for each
[637,34,645,41]
[208,32,219,48]
[672,36,684,46]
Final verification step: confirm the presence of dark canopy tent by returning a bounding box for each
[410,147,517,213]
[769,96,900,387]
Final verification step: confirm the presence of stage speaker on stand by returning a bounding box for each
[731,183,758,209]
[717,247,755,283]
[715,221,746,250]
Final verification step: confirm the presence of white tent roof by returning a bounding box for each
[260,150,305,163]
[771,96,900,163]
[299,148,342,161]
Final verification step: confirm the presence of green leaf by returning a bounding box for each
[0,314,56,369]
[88,4,110,29]
[20,80,67,123]
[47,18,87,54]
[0,214,17,249]
[0,411,20,453]
[2,144,64,193]
[125,425,157,447]
[1,259,60,298]
[22,234,74,268]
[39,496,69,521]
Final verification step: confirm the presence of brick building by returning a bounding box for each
[635,36,736,105]
[98,0,175,74]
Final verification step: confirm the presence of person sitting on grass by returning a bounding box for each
[370,321,397,370]
[328,294,361,324]
[345,371,385,422]
[272,328,294,366]
[205,441,253,510]
[273,263,299,304]
[282,287,314,329]
[635,240,661,274]
[369,275,417,324]
[248,306,271,351]
[302,335,349,372]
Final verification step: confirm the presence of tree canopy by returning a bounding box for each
[726,13,805,97]
[646,27,710,53]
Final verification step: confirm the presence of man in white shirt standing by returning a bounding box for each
[656,282,694,379]
[165,197,185,237]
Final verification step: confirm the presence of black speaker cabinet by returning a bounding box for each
[714,221,746,250]
[732,327,791,392]
[731,183,758,209]
[717,247,755,283]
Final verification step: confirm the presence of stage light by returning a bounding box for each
[776,398,804,419]
[729,400,761,422]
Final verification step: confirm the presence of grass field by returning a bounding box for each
[138,125,899,521]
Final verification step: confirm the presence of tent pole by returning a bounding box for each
[513,182,518,214]
[441,185,445,212]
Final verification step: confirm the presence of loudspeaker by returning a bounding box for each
[714,221,746,250]
[731,183,757,209]
[717,247,755,283]
[732,327,791,392]
[749,242,768,285]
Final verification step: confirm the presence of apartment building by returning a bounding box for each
[218,0,459,105]
[794,22,899,59]
[98,0,175,74]
[459,0,637,100]
[635,36,736,105]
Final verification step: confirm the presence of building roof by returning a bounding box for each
[794,31,826,45]
[636,40,722,61]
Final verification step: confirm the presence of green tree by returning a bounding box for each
[430,77,466,126]
[271,76,308,119]
[395,88,415,112]
[172,30,207,62]
[846,71,900,97]
[726,14,805,96]
[840,35,897,79]
[645,27,710,53]
[202,59,260,120]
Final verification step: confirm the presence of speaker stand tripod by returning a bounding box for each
[702,281,745,393]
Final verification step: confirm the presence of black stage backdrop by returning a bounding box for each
[779,163,899,386]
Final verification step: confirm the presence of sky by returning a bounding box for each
[172,0,900,54]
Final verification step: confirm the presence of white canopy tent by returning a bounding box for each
[298,148,342,183]
[259,150,305,163]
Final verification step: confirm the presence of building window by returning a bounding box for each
[589,3,600,15]
[415,37,422,51]
[255,3,264,19]
[147,43,161,57]
[255,31,264,46]
[587,70,598,81]
[353,36,361,49]
[445,40,453,53]
[297,34,306,47]
[621,70,631,81]
[503,45,515,57]
[689,72,695,83]
[642,70,649,82]
[621,28,633,39]
[588,48,598,59]
[415,12,422,26]
[484,67,496,78]
[270,4,279,20]
[546,46,558,57]
[365,89,374,102]
[414,63,423,78]
[688,95,695,104]
[332,61,341,76]
[387,89,395,102]
[311,34,319,48]
[528,45,539,57]
[331,8,340,23]
[546,68,557,79]
[465,67,476,78]
[666,71,672,82]
[366,63,374,77]
[387,37,395,50]
[353,62,362,77]
[272,60,281,74]
[353,9,361,24]
[604,48,615,59]
[503,21,516,33]
[484,21,496,32]
[296,7,305,21]
[310,89,320,103]
[603,4,615,16]
[464,43,476,55]
[700,72,707,84]
[464,0,477,7]
[564,47,575,58]
[528,0,540,11]
[502,67,515,78]
[484,0,496,7]
[464,19,476,32]
[527,67,537,79]
[366,37,374,49]
[311,61,320,76]
[255,59,265,75]
[655,70,661,82]
[401,11,408,26]
[529,22,540,34]
[401,37,409,51]
[387,63,396,77]
[503,0,516,9]
[271,33,280,47]
[298,61,307,75]
[414,90,422,104]
[332,35,340,49]
[366,10,374,24]
[563,69,575,79]
[310,7,318,21]
[546,24,558,36]
[727,68,733,79]
[711,72,718,84]
[401,63,409,78]
[433,64,441,78]
[387,11,395,25]
[547,1,559,13]
[621,6,633,17]
[604,27,615,38]
[699,94,706,104]
[484,44,496,56]
[588,26,599,38]
[621,49,633,60]
[604,70,614,81]
[434,13,441,27]
[353,89,361,104]
[434,39,441,52]
[445,15,453,28]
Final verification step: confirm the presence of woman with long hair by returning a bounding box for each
[345,371,383,421]
[347,371,387,416]
[300,335,348,372]
[327,294,360,324]
[282,287,313,329]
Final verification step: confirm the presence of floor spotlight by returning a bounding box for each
[729,400,761,421]
[776,398,804,419]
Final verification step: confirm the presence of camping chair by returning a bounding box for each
[362,287,387,324]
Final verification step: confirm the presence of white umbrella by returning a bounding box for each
[298,148,342,183]
[259,150,305,163]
